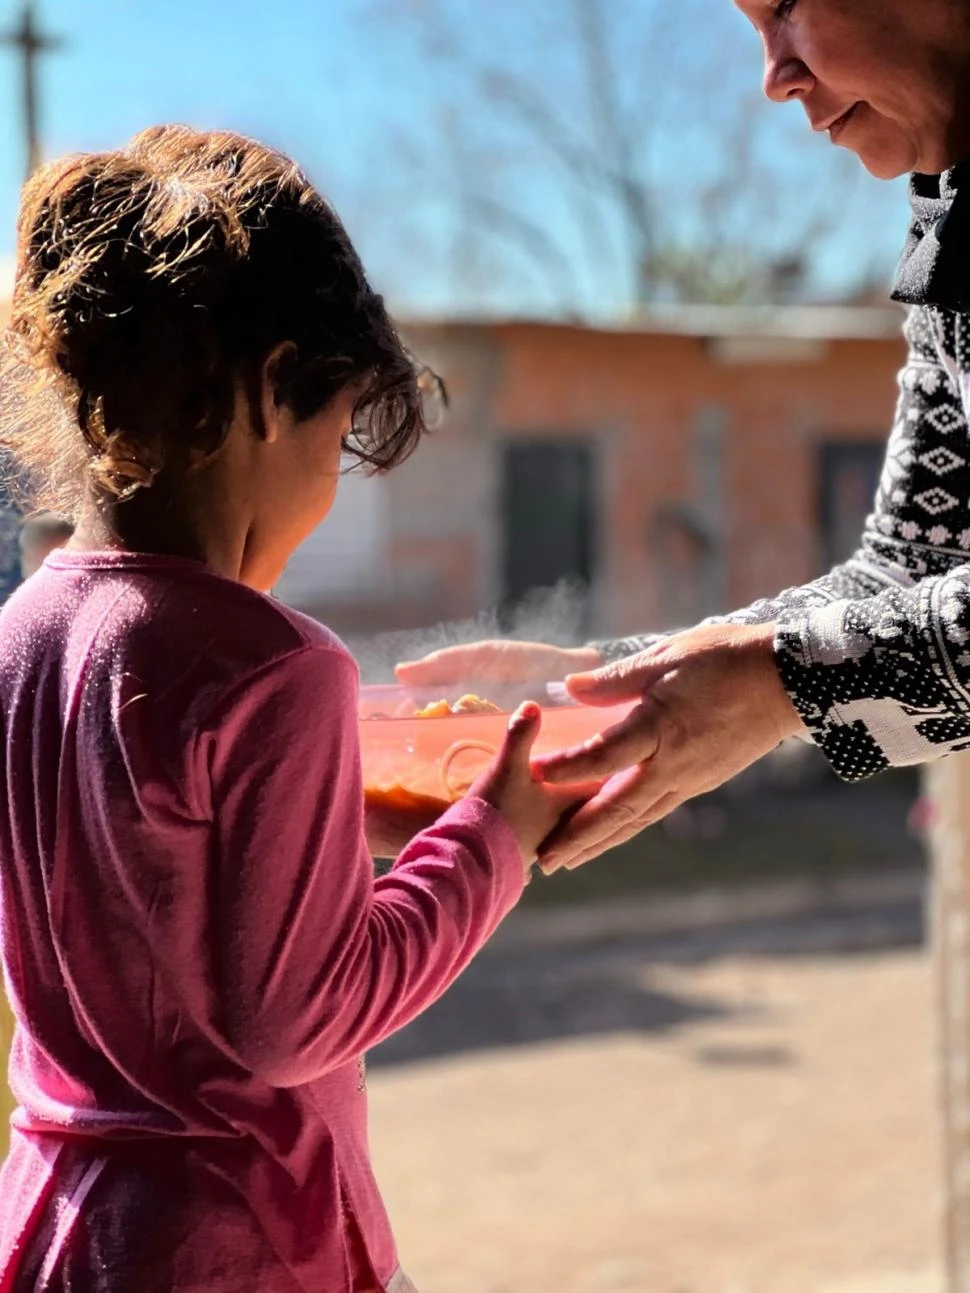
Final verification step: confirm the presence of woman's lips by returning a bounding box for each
[828,103,860,142]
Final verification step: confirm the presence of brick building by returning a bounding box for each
[0,299,909,642]
[278,305,907,644]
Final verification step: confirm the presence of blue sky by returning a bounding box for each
[0,0,911,316]
[0,1,393,259]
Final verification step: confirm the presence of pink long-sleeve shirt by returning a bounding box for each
[0,551,524,1292]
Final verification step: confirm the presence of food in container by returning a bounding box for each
[359,682,636,813]
[413,693,503,718]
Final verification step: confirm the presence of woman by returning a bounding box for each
[398,0,970,872]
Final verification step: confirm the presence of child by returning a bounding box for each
[18,512,75,579]
[0,125,589,1292]
[0,515,75,1167]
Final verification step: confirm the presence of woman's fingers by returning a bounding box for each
[534,699,661,784]
[395,643,505,687]
[537,763,670,870]
[395,641,604,688]
[541,790,682,873]
[564,649,669,706]
[527,623,799,873]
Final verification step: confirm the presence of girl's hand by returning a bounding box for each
[470,702,602,874]
[396,640,603,687]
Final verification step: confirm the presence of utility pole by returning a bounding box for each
[1,0,64,182]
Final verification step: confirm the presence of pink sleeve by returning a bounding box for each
[206,646,524,1087]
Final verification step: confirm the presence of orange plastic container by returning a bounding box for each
[359,683,636,812]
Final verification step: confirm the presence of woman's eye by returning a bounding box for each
[774,0,798,17]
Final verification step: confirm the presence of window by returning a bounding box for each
[500,441,596,634]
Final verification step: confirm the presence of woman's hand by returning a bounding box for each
[533,623,805,872]
[472,703,603,875]
[396,640,603,687]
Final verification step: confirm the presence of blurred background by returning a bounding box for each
[0,3,939,1291]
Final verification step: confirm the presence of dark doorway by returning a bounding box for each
[819,441,884,569]
[500,441,596,635]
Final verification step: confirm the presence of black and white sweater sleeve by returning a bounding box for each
[595,306,970,781]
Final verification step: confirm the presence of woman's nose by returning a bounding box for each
[763,40,814,103]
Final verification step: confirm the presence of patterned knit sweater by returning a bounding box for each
[597,166,970,783]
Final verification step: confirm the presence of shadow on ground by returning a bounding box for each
[369,895,923,1069]
[370,955,741,1067]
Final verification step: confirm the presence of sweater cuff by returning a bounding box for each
[773,610,896,782]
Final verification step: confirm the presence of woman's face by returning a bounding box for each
[734,0,970,178]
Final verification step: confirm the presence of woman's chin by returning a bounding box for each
[842,118,920,180]
[855,150,913,181]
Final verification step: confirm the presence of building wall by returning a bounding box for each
[0,297,910,651]
[0,293,906,645]
[289,319,906,642]
[484,324,905,634]
[716,335,902,616]
[290,319,905,643]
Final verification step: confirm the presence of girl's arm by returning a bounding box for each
[205,645,525,1087]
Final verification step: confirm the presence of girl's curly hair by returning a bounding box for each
[1,124,441,512]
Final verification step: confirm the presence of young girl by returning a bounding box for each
[0,125,588,1292]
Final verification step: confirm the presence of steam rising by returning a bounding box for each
[346,577,592,686]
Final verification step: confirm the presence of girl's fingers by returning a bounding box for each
[500,702,542,771]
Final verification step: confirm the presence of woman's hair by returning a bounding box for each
[1,124,441,512]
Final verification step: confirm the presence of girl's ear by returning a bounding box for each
[258,342,299,445]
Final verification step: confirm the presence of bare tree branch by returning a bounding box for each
[370,0,900,311]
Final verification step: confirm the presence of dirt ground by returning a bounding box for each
[367,905,942,1293]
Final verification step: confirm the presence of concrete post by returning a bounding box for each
[929,753,970,1289]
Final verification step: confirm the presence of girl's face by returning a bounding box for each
[243,375,360,591]
[734,0,970,178]
[283,389,358,535]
